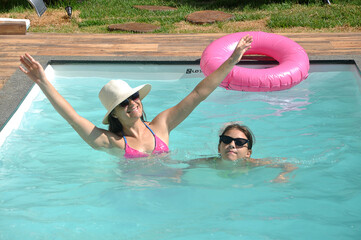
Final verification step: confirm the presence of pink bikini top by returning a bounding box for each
[122,122,169,159]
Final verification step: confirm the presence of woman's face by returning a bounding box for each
[112,96,143,122]
[218,128,252,161]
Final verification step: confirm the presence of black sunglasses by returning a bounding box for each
[119,92,140,107]
[219,135,249,147]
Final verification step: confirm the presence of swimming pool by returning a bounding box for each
[1,61,361,239]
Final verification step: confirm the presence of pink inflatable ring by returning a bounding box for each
[200,31,310,92]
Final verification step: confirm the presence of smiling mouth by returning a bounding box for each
[127,106,138,113]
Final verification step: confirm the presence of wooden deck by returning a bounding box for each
[1,32,361,89]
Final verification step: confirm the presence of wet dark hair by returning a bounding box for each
[218,123,255,150]
[108,107,147,134]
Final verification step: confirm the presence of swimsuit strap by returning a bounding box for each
[122,130,128,144]
[121,121,155,146]
[141,121,169,153]
[122,121,168,158]
[142,121,156,136]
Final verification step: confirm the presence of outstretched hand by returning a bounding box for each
[19,53,47,84]
[229,34,253,64]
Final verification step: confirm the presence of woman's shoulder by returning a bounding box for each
[146,121,169,142]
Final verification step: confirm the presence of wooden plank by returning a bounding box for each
[0,61,20,67]
[0,21,26,35]
[331,41,361,49]
[0,67,17,76]
[0,44,159,52]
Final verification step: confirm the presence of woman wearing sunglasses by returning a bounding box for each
[215,123,297,183]
[19,35,253,159]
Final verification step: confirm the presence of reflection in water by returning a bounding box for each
[246,88,311,118]
[114,157,186,189]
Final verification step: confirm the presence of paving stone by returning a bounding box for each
[108,23,160,33]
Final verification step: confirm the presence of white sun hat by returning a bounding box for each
[98,80,151,124]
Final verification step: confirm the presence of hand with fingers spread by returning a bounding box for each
[19,53,47,84]
[229,34,253,65]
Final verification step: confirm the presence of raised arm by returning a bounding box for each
[152,35,253,133]
[19,53,114,150]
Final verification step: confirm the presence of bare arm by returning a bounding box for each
[152,35,253,133]
[249,158,298,183]
[267,162,298,183]
[19,53,115,150]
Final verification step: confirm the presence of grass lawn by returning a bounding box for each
[1,0,360,33]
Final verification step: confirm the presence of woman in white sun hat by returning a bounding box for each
[19,35,253,158]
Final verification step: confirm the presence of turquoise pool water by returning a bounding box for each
[0,63,361,239]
